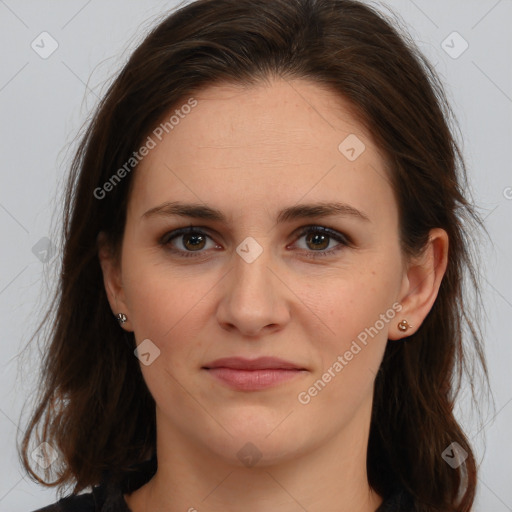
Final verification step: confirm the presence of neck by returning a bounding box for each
[125,396,382,512]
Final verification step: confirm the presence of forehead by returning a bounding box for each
[129,78,395,224]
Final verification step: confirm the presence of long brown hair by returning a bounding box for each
[18,1,491,510]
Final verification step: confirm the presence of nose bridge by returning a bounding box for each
[217,237,289,335]
[231,238,275,306]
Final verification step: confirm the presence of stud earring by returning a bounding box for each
[116,313,128,324]
[397,319,411,332]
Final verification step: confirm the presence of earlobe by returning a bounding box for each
[389,228,449,341]
[97,231,132,331]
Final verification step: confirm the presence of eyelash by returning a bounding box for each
[159,225,353,260]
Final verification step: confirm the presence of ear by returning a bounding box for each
[389,228,449,340]
[97,231,133,332]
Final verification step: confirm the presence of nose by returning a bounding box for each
[216,244,291,337]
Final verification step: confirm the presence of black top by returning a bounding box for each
[31,456,416,512]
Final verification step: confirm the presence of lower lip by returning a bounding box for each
[204,368,306,391]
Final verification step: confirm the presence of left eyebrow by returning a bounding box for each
[141,201,371,223]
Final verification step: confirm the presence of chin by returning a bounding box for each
[197,414,313,468]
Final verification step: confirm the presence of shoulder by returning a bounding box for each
[28,454,156,512]
[29,485,105,512]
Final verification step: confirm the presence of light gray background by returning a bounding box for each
[0,1,510,511]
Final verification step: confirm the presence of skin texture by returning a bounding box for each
[99,78,448,512]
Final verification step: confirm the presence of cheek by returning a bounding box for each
[309,261,402,369]
[121,250,217,356]
[324,265,399,323]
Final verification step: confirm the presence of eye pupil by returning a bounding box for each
[184,234,206,250]
[306,232,329,250]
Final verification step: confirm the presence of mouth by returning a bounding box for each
[202,357,308,391]
[203,356,306,371]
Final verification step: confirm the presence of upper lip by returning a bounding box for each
[203,357,306,370]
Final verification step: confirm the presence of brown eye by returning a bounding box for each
[160,227,218,258]
[181,233,207,251]
[304,232,330,251]
[292,226,351,259]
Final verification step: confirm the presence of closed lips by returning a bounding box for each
[202,357,308,391]
[202,357,306,370]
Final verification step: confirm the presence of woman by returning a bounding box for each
[20,0,489,511]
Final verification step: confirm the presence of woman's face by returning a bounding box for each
[102,78,413,466]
